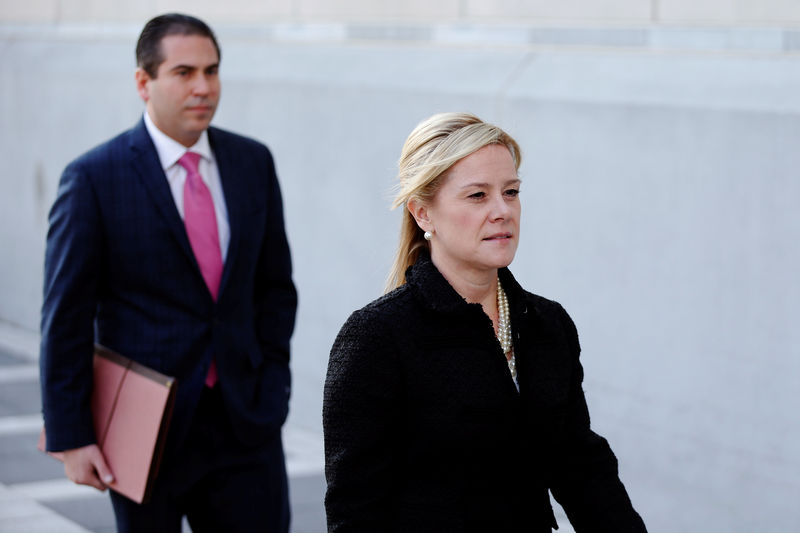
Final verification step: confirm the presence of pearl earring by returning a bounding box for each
[423,231,433,241]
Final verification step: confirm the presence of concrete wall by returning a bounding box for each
[2,12,799,533]
[4,0,800,24]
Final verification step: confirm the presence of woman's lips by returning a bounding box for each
[483,232,512,241]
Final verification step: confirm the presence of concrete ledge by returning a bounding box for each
[2,22,800,52]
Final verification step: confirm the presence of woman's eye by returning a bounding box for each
[505,189,520,197]
[468,192,485,199]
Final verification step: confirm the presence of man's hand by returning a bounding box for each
[62,444,114,491]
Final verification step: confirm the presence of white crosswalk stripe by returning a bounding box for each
[0,482,92,532]
[6,479,105,503]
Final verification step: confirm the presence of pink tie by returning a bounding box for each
[179,151,221,387]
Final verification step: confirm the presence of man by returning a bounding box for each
[40,13,297,532]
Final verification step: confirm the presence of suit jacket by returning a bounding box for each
[323,252,646,533]
[40,118,297,456]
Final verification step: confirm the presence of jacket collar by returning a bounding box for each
[127,119,189,255]
[498,262,529,319]
[406,251,528,318]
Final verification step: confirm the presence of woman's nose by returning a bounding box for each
[489,194,511,220]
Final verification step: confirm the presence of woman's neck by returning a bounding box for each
[430,252,498,323]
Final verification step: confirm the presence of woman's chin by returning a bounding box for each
[478,253,517,272]
[491,249,518,269]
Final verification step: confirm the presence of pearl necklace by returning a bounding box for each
[496,279,516,380]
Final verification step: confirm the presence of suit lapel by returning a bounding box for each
[208,128,241,299]
[127,119,199,275]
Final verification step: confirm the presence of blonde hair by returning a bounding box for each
[385,112,522,292]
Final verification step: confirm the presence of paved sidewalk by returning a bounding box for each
[0,322,326,532]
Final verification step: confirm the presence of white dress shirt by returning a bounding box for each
[143,111,230,262]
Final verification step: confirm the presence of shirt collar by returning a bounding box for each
[143,111,214,171]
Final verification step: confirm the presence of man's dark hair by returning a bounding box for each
[136,13,221,78]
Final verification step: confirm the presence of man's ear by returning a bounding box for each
[135,68,151,102]
[407,198,433,233]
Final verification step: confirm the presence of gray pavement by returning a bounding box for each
[0,332,326,533]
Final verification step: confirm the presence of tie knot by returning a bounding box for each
[178,151,202,174]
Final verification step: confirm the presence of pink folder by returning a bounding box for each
[39,344,177,504]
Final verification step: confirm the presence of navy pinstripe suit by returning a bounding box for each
[40,118,297,529]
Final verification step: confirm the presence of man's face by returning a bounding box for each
[136,34,220,147]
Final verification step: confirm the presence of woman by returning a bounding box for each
[323,112,647,532]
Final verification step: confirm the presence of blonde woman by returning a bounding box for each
[323,113,646,533]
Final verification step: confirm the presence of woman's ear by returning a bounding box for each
[407,198,433,233]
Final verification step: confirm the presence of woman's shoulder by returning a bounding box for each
[513,287,580,352]
[328,286,418,380]
[502,268,570,319]
[521,289,569,317]
[346,284,416,324]
[502,268,578,336]
[333,284,417,347]
[501,268,565,316]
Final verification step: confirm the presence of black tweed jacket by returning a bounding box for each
[323,253,646,533]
